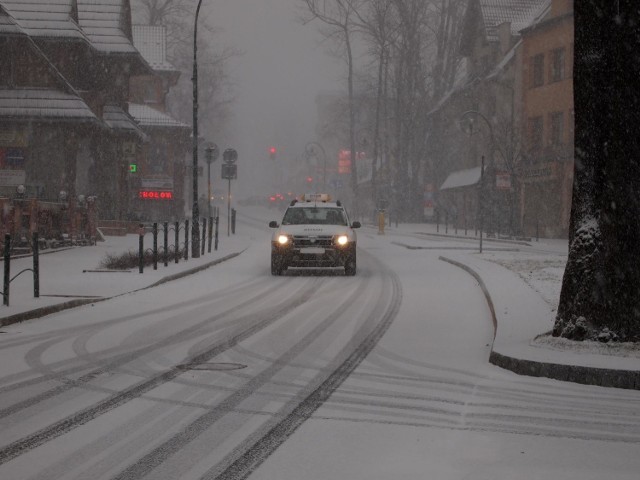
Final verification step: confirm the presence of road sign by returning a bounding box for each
[205,143,219,164]
[223,148,238,164]
[222,163,237,179]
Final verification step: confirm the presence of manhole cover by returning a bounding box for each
[178,362,247,371]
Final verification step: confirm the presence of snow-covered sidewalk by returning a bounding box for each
[1,231,252,324]
[377,221,640,389]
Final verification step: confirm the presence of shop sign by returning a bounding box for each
[0,170,26,186]
[495,172,512,190]
[139,190,173,200]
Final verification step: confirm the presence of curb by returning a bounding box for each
[0,250,244,328]
[439,255,640,391]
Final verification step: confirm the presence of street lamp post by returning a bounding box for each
[305,142,327,190]
[460,110,495,253]
[191,0,207,258]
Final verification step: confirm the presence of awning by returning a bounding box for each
[439,166,483,191]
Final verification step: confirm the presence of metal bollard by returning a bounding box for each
[184,219,189,260]
[152,222,158,270]
[3,234,10,306]
[208,216,213,253]
[231,208,236,234]
[214,216,219,251]
[201,217,207,255]
[163,222,169,267]
[33,232,39,298]
[174,221,180,264]
[138,224,144,274]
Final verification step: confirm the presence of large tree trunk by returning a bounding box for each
[554,0,640,342]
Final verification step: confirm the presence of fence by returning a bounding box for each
[137,214,224,274]
[1,211,233,306]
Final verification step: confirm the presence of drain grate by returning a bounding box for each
[178,362,247,371]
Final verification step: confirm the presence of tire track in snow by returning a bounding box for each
[0,278,322,464]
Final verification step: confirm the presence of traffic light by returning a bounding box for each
[306,176,313,183]
[269,146,277,160]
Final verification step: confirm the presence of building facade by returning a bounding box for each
[0,1,190,247]
[520,0,574,238]
[429,0,573,239]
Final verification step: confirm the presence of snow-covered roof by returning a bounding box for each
[0,88,98,121]
[103,104,147,139]
[480,0,550,40]
[132,25,176,72]
[128,103,190,129]
[440,166,483,191]
[77,0,137,54]
[0,5,27,36]
[0,0,90,43]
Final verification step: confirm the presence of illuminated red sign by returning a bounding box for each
[139,190,173,200]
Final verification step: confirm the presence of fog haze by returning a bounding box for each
[204,0,344,195]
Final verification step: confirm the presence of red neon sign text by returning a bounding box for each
[139,190,173,200]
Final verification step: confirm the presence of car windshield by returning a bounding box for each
[282,207,347,226]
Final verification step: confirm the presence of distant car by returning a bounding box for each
[268,193,361,276]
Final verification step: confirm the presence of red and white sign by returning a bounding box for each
[139,190,173,200]
[495,172,512,190]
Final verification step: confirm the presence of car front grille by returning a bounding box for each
[292,235,334,248]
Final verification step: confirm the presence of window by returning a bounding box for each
[14,50,52,87]
[529,116,543,150]
[531,54,544,88]
[550,48,565,82]
[550,112,564,146]
[0,55,10,86]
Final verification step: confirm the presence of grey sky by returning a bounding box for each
[202,0,344,194]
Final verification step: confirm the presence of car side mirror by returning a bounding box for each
[351,221,361,229]
[269,221,278,228]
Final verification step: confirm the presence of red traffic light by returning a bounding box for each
[269,146,277,159]
[306,176,313,183]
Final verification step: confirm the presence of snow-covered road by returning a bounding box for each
[0,209,639,479]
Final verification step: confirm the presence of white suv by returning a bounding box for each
[268,194,361,276]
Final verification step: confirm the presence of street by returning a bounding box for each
[1,210,639,479]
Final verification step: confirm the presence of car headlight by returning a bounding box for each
[277,234,290,245]
[336,235,349,246]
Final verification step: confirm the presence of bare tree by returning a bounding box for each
[131,0,240,137]
[301,0,364,204]
[431,0,465,100]
[386,0,433,219]
[554,0,640,342]
[352,0,399,207]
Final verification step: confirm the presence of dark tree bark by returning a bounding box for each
[555,0,640,342]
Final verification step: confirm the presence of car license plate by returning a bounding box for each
[301,247,325,254]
